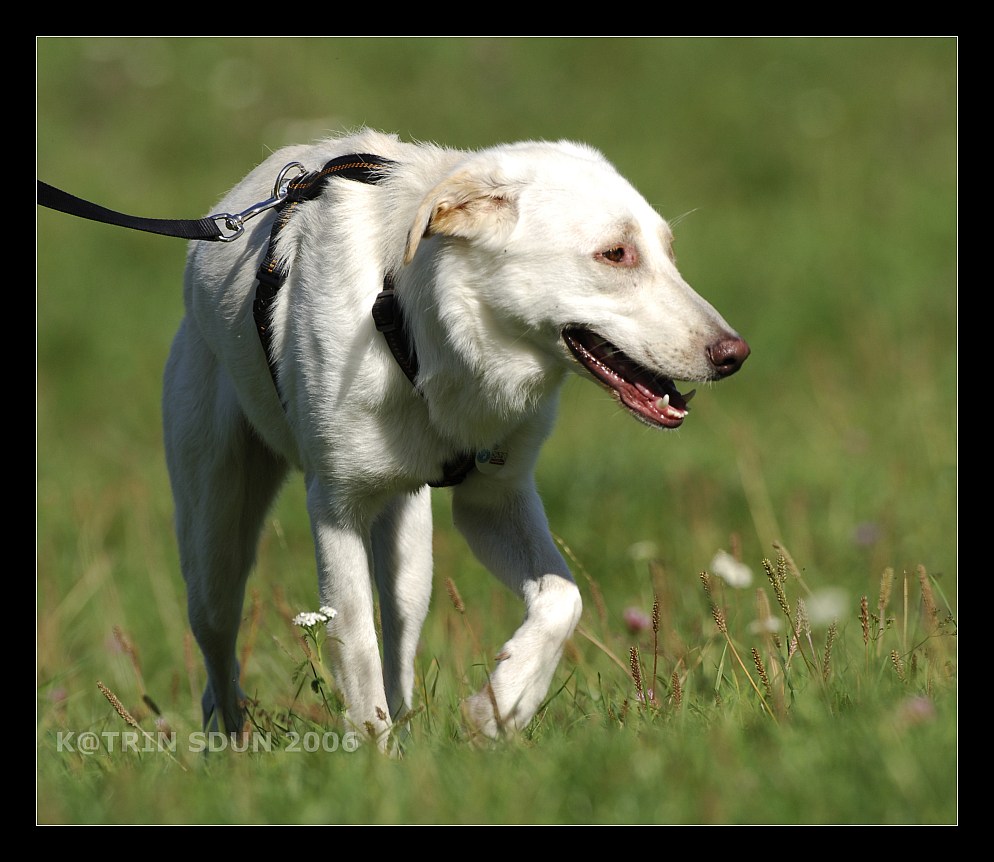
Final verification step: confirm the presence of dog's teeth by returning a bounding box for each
[655,395,670,411]
[683,389,697,404]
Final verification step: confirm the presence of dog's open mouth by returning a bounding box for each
[562,326,695,429]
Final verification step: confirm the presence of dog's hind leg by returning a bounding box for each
[371,487,434,723]
[451,476,583,739]
[163,319,288,733]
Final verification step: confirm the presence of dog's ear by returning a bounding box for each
[404,170,519,264]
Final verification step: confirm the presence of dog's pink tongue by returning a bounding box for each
[628,382,692,427]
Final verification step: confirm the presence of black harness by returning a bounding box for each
[250,154,476,488]
[37,154,478,488]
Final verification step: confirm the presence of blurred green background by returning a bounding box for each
[36,38,956,824]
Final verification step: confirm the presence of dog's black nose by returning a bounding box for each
[707,336,750,378]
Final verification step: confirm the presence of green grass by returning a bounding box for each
[37,37,957,824]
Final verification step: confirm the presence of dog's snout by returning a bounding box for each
[707,335,750,378]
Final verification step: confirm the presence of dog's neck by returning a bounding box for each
[395,259,568,447]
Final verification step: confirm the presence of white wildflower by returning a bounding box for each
[748,616,783,635]
[804,588,848,627]
[627,540,659,562]
[293,607,337,628]
[709,550,753,588]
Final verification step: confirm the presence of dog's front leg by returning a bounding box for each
[307,476,392,747]
[451,476,582,738]
[371,488,434,723]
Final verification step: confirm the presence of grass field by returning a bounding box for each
[36,37,957,824]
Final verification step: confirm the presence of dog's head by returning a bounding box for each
[403,141,748,430]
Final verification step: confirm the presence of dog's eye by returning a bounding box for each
[597,244,638,267]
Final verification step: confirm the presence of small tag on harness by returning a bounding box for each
[475,444,508,475]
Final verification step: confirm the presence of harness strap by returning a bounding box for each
[370,279,476,487]
[431,451,477,488]
[252,154,475,488]
[371,275,419,385]
[253,154,394,384]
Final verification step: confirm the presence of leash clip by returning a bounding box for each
[210,161,307,242]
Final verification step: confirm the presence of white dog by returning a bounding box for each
[163,129,748,745]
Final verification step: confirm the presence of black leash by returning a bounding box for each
[38,180,226,241]
[36,172,289,243]
[38,158,476,488]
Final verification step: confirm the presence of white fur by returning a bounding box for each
[163,129,747,745]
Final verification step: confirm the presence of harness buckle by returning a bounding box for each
[372,286,400,333]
